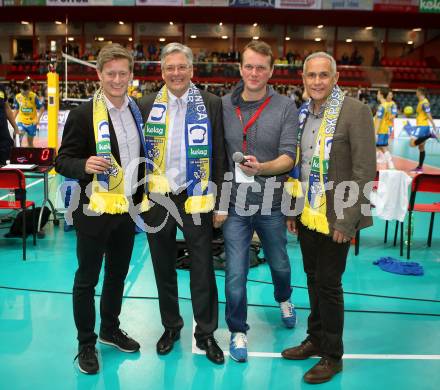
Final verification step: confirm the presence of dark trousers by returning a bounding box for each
[143,193,218,341]
[74,214,135,347]
[298,222,350,360]
[0,141,12,165]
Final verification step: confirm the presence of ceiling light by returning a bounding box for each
[219,22,223,26]
[314,37,322,42]
[252,36,259,40]
[190,35,197,39]
[21,21,29,25]
[365,26,373,30]
[221,35,228,39]
[159,38,166,42]
[285,37,291,41]
[128,37,133,42]
[67,37,74,41]
[412,28,421,32]
[253,23,258,27]
[407,40,414,45]
[118,21,124,25]
[317,25,324,29]
[55,21,62,25]
[169,22,173,25]
[346,38,353,43]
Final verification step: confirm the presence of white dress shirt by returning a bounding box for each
[166,89,189,191]
[104,94,141,195]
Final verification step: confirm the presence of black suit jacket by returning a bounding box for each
[138,89,227,210]
[55,99,145,236]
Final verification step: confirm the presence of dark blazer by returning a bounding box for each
[296,96,376,238]
[138,89,227,210]
[55,99,145,236]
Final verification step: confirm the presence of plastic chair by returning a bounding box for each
[403,174,440,259]
[0,168,36,260]
[388,174,440,259]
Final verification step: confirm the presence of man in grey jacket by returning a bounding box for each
[221,40,298,363]
[281,52,376,384]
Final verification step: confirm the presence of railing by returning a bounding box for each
[1,60,440,89]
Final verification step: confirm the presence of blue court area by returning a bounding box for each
[1,137,439,390]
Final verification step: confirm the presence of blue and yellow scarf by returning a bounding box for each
[144,83,214,214]
[89,88,148,214]
[286,85,344,234]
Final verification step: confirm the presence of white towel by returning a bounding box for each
[375,169,412,222]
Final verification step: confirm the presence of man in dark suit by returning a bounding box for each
[138,42,227,364]
[55,44,145,374]
[281,52,376,384]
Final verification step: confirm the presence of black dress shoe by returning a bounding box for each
[196,337,224,364]
[156,330,180,355]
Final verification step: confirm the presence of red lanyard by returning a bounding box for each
[235,96,272,153]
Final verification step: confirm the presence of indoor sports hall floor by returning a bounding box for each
[0,135,439,390]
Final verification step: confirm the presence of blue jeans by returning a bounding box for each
[223,208,292,333]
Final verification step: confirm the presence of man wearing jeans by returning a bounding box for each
[221,41,298,362]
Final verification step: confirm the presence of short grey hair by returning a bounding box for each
[160,42,193,68]
[303,51,337,75]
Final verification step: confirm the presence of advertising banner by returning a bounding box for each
[47,0,135,5]
[184,0,228,5]
[229,0,275,7]
[275,0,321,9]
[322,0,373,9]
[4,0,46,5]
[136,0,181,5]
[373,0,418,12]
[420,0,440,12]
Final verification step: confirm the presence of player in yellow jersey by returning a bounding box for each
[13,79,44,147]
[375,88,397,169]
[408,87,438,173]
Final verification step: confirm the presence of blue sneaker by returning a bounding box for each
[229,332,248,363]
[64,222,74,232]
[280,300,297,328]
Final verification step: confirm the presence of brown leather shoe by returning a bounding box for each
[281,339,320,360]
[304,357,343,384]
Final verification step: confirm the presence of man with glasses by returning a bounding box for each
[56,44,145,374]
[282,52,375,384]
[138,42,227,364]
[221,40,298,362]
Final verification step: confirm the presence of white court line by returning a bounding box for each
[0,178,44,200]
[191,319,440,360]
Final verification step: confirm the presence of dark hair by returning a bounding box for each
[416,87,426,96]
[21,79,32,91]
[380,88,390,97]
[241,41,274,68]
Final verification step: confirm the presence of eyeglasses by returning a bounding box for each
[163,64,191,73]
[242,64,271,73]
